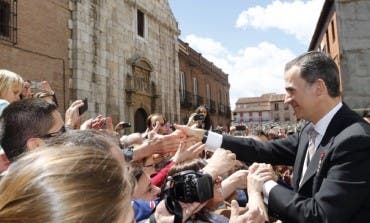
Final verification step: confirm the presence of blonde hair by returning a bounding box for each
[0,146,134,223]
[0,69,23,96]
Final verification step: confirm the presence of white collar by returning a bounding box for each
[312,102,343,136]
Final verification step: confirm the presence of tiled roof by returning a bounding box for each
[236,93,285,104]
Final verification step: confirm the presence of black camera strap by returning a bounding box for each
[164,190,183,223]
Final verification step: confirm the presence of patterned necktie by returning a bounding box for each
[300,127,319,185]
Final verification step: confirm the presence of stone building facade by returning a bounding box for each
[178,39,231,129]
[233,93,296,130]
[0,0,71,111]
[70,0,180,132]
[309,0,370,113]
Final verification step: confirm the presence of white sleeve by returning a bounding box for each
[205,131,223,152]
[263,180,278,204]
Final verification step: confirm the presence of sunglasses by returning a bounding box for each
[37,125,66,139]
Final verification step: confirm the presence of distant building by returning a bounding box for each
[178,39,231,129]
[309,0,370,113]
[233,93,296,129]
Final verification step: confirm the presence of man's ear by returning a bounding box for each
[25,137,45,151]
[315,79,326,96]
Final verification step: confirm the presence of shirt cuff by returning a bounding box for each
[205,131,223,152]
[263,180,278,204]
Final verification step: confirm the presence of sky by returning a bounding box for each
[168,0,325,109]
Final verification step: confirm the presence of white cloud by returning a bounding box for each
[185,34,228,56]
[236,0,324,43]
[184,34,296,110]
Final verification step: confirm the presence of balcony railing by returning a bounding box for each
[218,104,225,115]
[209,100,216,114]
[193,95,204,108]
[180,90,193,108]
[225,106,231,118]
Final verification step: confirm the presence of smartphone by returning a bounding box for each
[30,81,43,89]
[118,122,131,128]
[114,122,131,132]
[78,98,88,115]
[193,113,204,121]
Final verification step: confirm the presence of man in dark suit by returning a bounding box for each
[176,51,370,222]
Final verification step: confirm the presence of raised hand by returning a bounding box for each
[229,200,265,223]
[203,148,236,180]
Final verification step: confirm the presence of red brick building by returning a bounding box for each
[178,39,231,129]
[0,0,71,111]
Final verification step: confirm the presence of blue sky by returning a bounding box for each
[169,0,325,109]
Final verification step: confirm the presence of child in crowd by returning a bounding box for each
[0,69,23,115]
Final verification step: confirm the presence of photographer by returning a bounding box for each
[187,105,212,130]
[148,149,266,223]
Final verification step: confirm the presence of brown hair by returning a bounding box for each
[0,146,133,223]
[167,158,207,177]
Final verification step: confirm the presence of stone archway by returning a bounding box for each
[134,108,148,133]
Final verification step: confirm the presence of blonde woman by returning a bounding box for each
[0,146,135,222]
[0,69,23,115]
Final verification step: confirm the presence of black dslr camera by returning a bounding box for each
[193,113,204,121]
[168,170,214,203]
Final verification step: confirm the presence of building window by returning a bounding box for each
[217,89,221,106]
[137,9,144,37]
[285,114,290,122]
[206,84,210,106]
[193,78,198,105]
[179,71,186,100]
[284,104,289,110]
[274,103,279,111]
[0,0,17,44]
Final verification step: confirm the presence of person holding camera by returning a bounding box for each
[187,105,212,130]
[148,149,266,223]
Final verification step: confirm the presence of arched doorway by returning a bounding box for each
[134,108,148,133]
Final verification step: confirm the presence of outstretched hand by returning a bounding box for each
[155,199,207,223]
[229,200,265,223]
[172,142,205,163]
[174,124,205,142]
[65,99,84,129]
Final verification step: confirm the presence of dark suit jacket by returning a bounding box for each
[221,104,370,222]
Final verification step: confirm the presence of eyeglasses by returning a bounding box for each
[37,125,66,139]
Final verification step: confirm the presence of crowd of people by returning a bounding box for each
[0,51,369,223]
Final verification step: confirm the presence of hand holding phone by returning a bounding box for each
[78,98,88,115]
[114,122,131,132]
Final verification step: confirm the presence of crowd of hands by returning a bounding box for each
[60,101,281,222]
[21,81,286,223]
